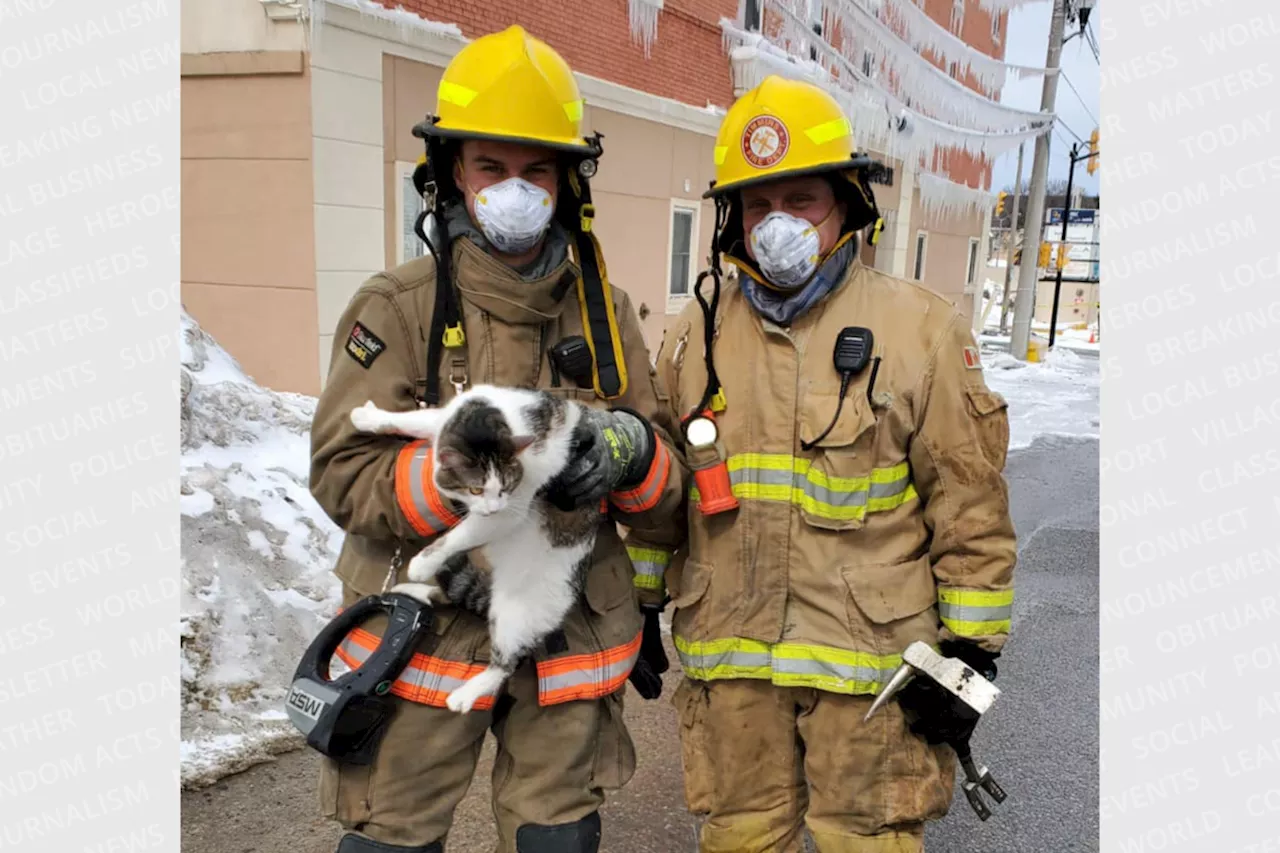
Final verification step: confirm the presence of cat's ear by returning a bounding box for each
[510,435,536,454]
[437,447,466,469]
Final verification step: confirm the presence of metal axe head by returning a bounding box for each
[863,660,917,722]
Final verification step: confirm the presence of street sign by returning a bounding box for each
[1047,208,1097,226]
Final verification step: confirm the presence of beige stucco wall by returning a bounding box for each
[181,61,320,395]
[906,192,986,321]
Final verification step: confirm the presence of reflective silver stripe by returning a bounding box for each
[770,655,893,685]
[679,647,772,671]
[937,601,1011,623]
[537,647,640,696]
[674,637,905,693]
[869,475,909,500]
[337,637,496,700]
[613,442,671,512]
[406,445,455,533]
[625,546,670,590]
[726,467,875,511]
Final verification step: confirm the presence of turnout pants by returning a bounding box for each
[318,589,636,851]
[672,678,956,853]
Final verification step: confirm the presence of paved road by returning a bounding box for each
[182,435,1099,853]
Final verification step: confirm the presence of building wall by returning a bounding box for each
[309,23,389,385]
[383,0,738,110]
[181,0,320,394]
[906,197,985,316]
[307,0,725,394]
[917,0,1006,191]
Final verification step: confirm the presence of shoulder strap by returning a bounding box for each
[569,177,628,400]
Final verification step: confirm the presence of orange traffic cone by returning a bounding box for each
[1088,329,1097,344]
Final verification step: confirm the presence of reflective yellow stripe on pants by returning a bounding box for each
[689,454,918,523]
[674,635,923,696]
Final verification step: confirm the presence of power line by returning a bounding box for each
[1060,71,1098,126]
[1056,118,1086,145]
[1083,21,1100,63]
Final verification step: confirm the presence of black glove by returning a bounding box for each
[895,676,982,747]
[939,639,1000,682]
[895,642,1000,748]
[627,608,669,700]
[544,408,655,511]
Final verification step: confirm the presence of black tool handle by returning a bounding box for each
[293,593,430,693]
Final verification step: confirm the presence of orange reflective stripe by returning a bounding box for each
[610,439,671,514]
[335,625,498,711]
[534,630,642,705]
[395,440,462,536]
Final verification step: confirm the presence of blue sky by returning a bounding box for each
[991,0,1101,195]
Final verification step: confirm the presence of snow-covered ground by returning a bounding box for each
[981,344,1100,450]
[180,311,343,788]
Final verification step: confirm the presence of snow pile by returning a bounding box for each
[180,310,343,789]
[982,344,1099,450]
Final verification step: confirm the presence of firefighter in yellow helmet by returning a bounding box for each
[656,75,1017,852]
[307,25,686,853]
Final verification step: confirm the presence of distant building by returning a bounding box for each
[181,0,1014,393]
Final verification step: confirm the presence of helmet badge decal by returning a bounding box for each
[741,115,789,169]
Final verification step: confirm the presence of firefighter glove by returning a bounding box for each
[940,639,1000,682]
[628,607,668,700]
[895,675,983,748]
[544,408,654,510]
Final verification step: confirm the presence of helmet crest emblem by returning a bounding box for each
[741,115,789,169]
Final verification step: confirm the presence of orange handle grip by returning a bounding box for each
[694,461,738,515]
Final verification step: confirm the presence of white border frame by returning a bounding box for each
[966,236,981,285]
[393,160,423,267]
[913,230,929,281]
[666,199,701,314]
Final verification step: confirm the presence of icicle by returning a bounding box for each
[311,0,465,45]
[973,0,1043,12]
[306,0,322,54]
[916,171,995,224]
[628,0,661,58]
[799,0,1050,133]
[876,0,1054,91]
[721,18,1051,168]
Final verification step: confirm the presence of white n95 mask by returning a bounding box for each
[471,177,555,255]
[749,211,823,290]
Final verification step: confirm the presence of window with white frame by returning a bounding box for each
[668,202,699,307]
[950,0,964,33]
[913,231,928,280]
[991,9,1002,43]
[966,237,980,285]
[396,161,428,265]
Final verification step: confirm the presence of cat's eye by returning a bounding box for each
[468,487,484,495]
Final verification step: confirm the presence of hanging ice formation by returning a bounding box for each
[628,0,662,58]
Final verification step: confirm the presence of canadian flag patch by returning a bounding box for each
[962,346,982,370]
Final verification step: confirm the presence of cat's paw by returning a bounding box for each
[445,682,484,714]
[349,401,389,434]
[389,582,443,605]
[406,549,446,583]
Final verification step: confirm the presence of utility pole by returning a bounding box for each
[1010,0,1068,361]
[999,142,1025,334]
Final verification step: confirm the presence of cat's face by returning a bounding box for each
[433,401,534,516]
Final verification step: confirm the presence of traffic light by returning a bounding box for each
[1057,242,1070,270]
[1087,127,1099,176]
[996,191,1008,217]
[1038,241,1052,268]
